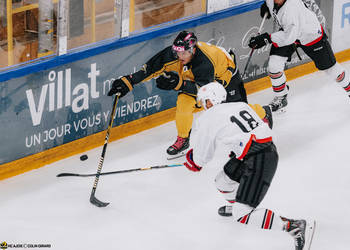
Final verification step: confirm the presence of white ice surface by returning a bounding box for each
[1,61,350,250]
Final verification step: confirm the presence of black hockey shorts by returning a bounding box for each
[299,36,337,70]
[234,143,279,208]
[270,44,295,61]
[225,70,248,103]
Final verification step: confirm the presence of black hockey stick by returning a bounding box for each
[243,13,268,76]
[57,164,183,177]
[89,94,120,208]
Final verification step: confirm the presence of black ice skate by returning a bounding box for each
[218,205,233,217]
[283,218,316,250]
[269,94,288,113]
[262,105,273,129]
[166,136,189,160]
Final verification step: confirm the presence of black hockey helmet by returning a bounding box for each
[172,31,197,54]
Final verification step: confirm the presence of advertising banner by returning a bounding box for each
[332,0,350,52]
[0,9,309,164]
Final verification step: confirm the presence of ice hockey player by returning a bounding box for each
[248,0,350,113]
[108,30,272,159]
[183,81,315,250]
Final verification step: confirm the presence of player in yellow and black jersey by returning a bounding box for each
[108,31,272,158]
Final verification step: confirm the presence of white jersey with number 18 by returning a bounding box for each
[190,102,273,167]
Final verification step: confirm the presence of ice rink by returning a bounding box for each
[1,61,350,250]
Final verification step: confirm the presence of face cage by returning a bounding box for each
[172,46,195,58]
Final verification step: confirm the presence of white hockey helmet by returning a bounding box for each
[197,82,227,110]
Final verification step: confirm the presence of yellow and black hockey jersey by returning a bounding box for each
[128,41,238,96]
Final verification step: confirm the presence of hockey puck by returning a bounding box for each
[80,154,88,161]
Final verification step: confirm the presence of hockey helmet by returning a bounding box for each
[197,82,227,110]
[172,31,197,54]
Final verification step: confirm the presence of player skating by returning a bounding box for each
[183,82,315,250]
[248,0,350,113]
[108,31,272,159]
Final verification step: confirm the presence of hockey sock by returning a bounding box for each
[268,71,288,97]
[325,63,350,96]
[233,203,286,231]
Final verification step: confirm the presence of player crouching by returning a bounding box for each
[183,82,315,250]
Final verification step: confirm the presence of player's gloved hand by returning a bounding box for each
[228,151,236,158]
[248,33,271,49]
[260,2,271,19]
[156,71,179,90]
[184,149,202,172]
[108,76,133,97]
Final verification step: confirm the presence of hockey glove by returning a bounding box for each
[179,80,198,95]
[156,71,180,90]
[228,151,236,158]
[260,2,271,19]
[248,33,271,49]
[184,149,202,172]
[108,76,133,97]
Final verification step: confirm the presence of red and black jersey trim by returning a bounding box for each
[304,25,324,47]
[237,135,272,160]
[261,209,275,229]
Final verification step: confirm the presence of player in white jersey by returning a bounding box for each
[248,0,350,112]
[183,82,315,250]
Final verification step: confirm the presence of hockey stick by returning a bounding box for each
[89,94,120,208]
[57,164,183,177]
[243,12,268,76]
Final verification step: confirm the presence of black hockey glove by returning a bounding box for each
[156,71,180,90]
[260,2,271,19]
[180,80,198,95]
[248,32,271,49]
[107,76,133,97]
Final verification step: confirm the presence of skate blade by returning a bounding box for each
[273,107,287,114]
[167,151,186,160]
[305,220,316,250]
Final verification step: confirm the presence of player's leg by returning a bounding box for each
[167,93,196,157]
[268,45,294,112]
[220,144,315,250]
[301,37,350,97]
[325,63,350,96]
[249,104,273,129]
[215,157,243,208]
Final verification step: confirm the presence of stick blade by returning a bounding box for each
[90,195,110,207]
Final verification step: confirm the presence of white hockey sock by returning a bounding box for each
[233,203,286,231]
[325,63,350,95]
[268,71,288,97]
[215,170,239,204]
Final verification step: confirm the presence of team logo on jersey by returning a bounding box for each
[229,90,236,96]
[183,66,188,72]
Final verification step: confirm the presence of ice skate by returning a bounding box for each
[283,218,316,250]
[166,136,189,160]
[218,205,233,217]
[269,94,288,113]
[262,105,273,129]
